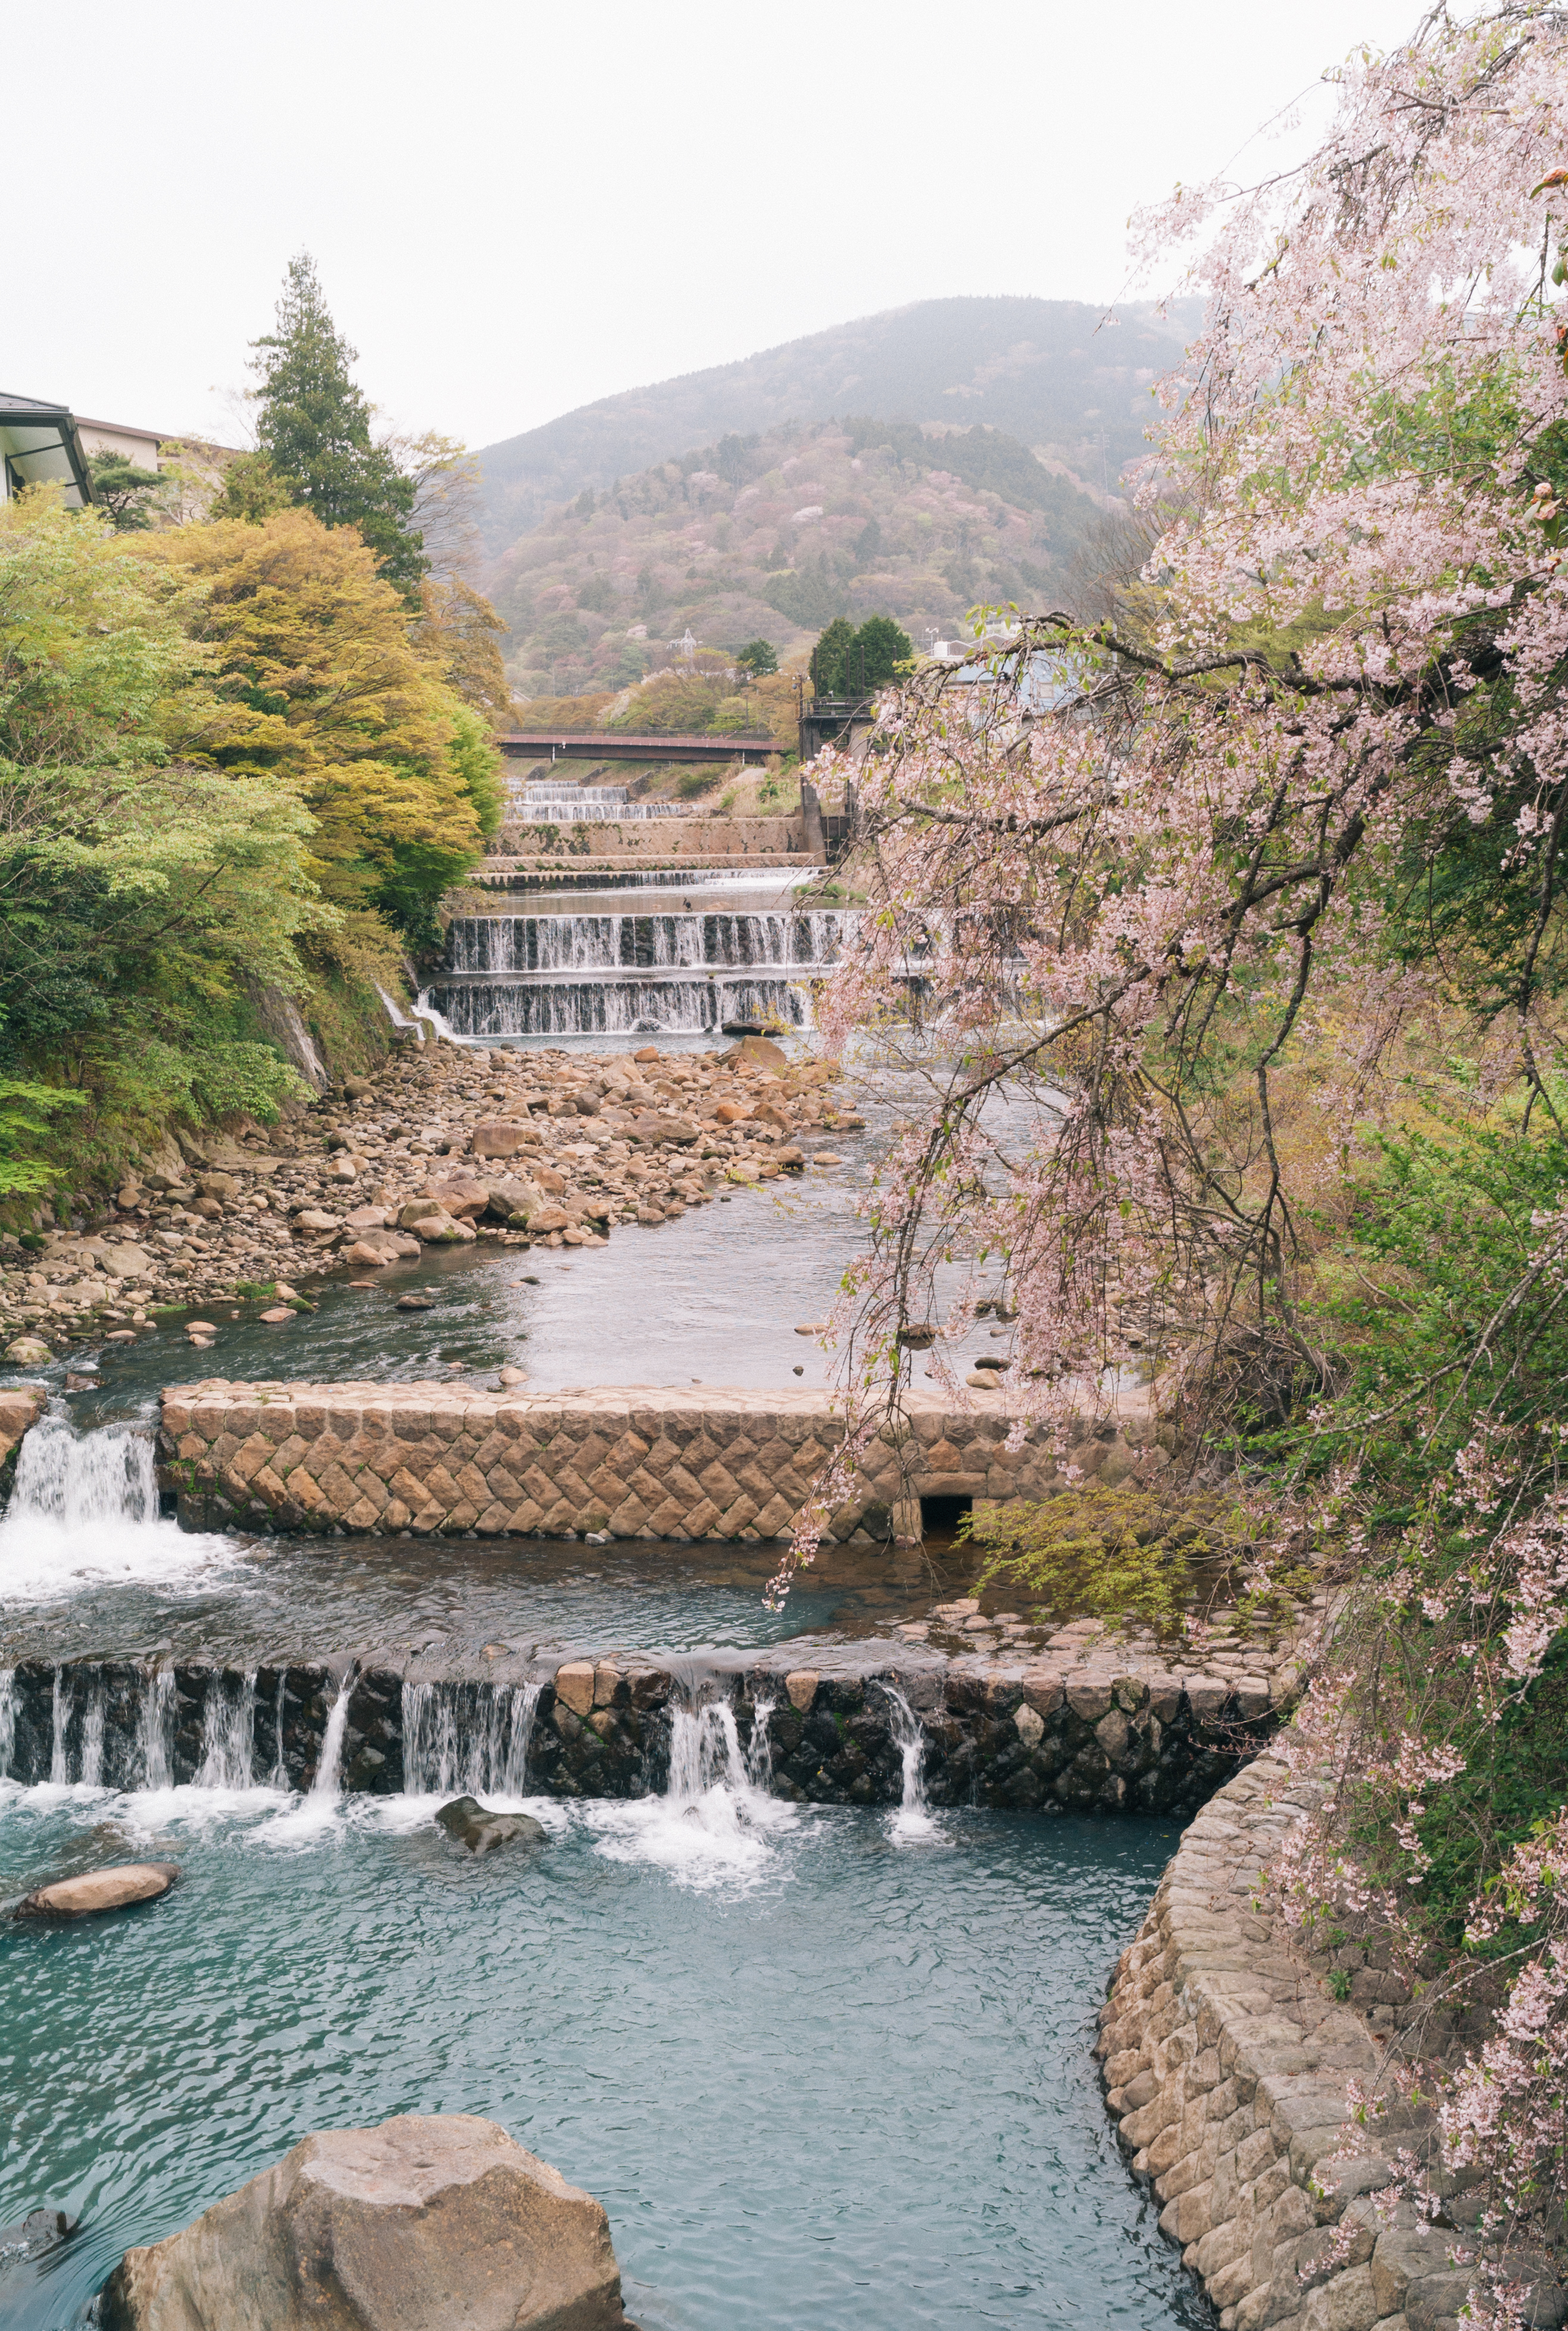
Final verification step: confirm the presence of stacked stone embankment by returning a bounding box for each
[1097,1756,1566,2331]
[3,1622,1305,1811]
[0,1035,851,1362]
[158,1380,1172,1543]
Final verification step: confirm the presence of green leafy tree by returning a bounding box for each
[207,451,296,525]
[854,516,882,568]
[88,451,166,532]
[810,616,855,698]
[0,492,318,1187]
[249,253,427,600]
[735,638,777,677]
[852,614,913,690]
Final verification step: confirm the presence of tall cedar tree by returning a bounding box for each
[249,255,428,601]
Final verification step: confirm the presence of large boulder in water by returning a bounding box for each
[101,2113,632,2331]
[435,1796,546,1857]
[13,1864,179,1919]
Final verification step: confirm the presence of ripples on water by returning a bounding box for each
[0,1774,1208,2331]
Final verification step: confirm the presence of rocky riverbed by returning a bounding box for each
[0,1036,860,1366]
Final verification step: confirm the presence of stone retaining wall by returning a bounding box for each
[1,1636,1285,1814]
[1095,1756,1559,2331]
[159,1380,1169,1543]
[493,815,814,861]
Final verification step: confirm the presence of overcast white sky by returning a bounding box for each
[10,0,1425,455]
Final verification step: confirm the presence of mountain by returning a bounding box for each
[489,413,1106,703]
[473,295,1199,553]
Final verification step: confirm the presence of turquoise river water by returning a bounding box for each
[0,1780,1207,2329]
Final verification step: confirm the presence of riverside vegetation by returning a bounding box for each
[783,8,1568,2323]
[0,255,512,1226]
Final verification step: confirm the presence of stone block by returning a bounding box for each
[554,1664,595,1717]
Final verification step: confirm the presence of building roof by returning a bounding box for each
[0,392,93,505]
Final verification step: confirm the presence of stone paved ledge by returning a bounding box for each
[1095,1755,1557,2331]
[158,1378,1170,1543]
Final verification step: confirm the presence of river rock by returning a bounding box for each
[427,1178,489,1220]
[471,1120,531,1158]
[4,1337,51,1364]
[14,1863,180,1918]
[195,1173,238,1200]
[99,2112,631,2331]
[101,1244,151,1278]
[526,1207,571,1235]
[293,1210,340,1233]
[415,1212,475,1245]
[435,1796,547,1856]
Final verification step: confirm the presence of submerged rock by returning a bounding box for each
[13,1863,180,1919]
[435,1796,546,1857]
[100,2111,631,2331]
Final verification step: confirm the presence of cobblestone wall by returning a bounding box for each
[1097,1756,1565,2331]
[159,1380,1170,1542]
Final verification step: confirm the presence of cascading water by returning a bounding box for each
[0,1408,232,1601]
[12,1413,157,1528]
[590,1691,795,1888]
[883,1686,937,1843]
[401,1679,542,1798]
[307,1676,355,1803]
[195,1672,258,1789]
[137,1669,174,1792]
[509,778,683,823]
[433,907,859,1038]
[0,1667,14,1779]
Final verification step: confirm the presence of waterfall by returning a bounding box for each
[49,1668,71,1785]
[433,975,808,1040]
[268,1673,288,1789]
[589,1691,795,1886]
[433,907,858,1038]
[11,1414,157,1529]
[80,1677,106,1788]
[137,1668,174,1791]
[508,778,683,824]
[446,910,857,975]
[0,1410,231,1602]
[745,1697,776,1791]
[195,1671,258,1789]
[401,1679,542,1798]
[0,1668,14,1779]
[307,1676,354,1802]
[883,1686,936,1842]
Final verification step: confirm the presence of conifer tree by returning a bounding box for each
[249,254,427,600]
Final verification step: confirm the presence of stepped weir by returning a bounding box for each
[433,906,858,1036]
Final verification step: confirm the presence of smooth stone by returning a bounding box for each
[396,1295,434,1311]
[258,1307,294,1325]
[4,1337,51,1364]
[435,1797,547,1857]
[100,2109,633,2331]
[966,1371,1001,1390]
[812,1151,844,1166]
[14,1863,180,1919]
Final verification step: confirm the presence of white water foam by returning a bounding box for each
[588,1698,797,1891]
[0,1412,235,1603]
[884,1686,940,1845]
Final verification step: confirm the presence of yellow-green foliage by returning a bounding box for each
[961,1484,1250,1629]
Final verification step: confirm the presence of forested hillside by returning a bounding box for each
[474,295,1197,548]
[489,413,1102,702]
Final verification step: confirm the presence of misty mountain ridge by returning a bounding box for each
[473,293,1200,554]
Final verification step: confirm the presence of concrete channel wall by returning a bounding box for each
[158,1379,1169,1543]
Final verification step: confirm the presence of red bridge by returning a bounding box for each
[499,730,779,767]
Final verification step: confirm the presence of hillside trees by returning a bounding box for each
[801,11,1568,2314]
[138,510,501,949]
[243,253,427,601]
[0,495,317,1183]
